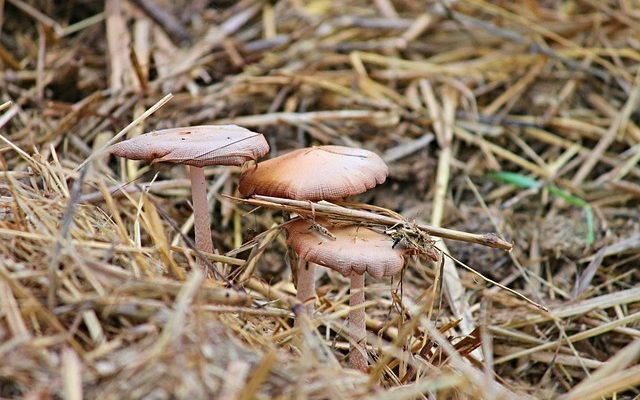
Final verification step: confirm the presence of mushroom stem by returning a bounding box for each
[349,272,367,371]
[295,258,316,317]
[189,166,214,273]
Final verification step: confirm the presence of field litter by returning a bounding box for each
[1,0,640,398]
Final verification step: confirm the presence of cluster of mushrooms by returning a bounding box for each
[110,125,418,372]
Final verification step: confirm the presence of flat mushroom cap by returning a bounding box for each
[108,125,269,167]
[238,145,388,200]
[285,219,405,279]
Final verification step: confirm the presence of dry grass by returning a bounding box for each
[1,0,639,399]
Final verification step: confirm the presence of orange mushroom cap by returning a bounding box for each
[108,125,269,167]
[238,145,388,201]
[285,219,405,279]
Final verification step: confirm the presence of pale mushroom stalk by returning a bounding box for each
[285,219,405,372]
[349,272,367,371]
[189,166,213,264]
[296,259,316,315]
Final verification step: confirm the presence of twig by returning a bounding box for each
[226,194,513,251]
[213,110,399,127]
[130,0,191,44]
[75,93,173,171]
[7,0,63,36]
[47,166,89,308]
[443,250,547,311]
[0,100,11,112]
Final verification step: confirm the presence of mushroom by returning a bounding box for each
[285,218,405,371]
[109,125,269,275]
[238,145,388,312]
[239,145,388,201]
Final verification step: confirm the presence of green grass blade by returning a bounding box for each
[486,171,595,245]
[486,171,540,189]
[584,206,595,245]
[547,186,589,208]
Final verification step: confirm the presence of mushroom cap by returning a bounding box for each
[238,145,388,200]
[108,125,269,167]
[285,219,405,279]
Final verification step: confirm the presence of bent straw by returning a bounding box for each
[75,93,174,171]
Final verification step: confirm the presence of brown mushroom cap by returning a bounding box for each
[108,125,269,167]
[285,219,405,279]
[238,145,388,200]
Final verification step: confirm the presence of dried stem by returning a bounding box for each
[227,194,513,251]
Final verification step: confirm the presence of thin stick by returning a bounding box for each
[423,83,475,338]
[62,347,83,400]
[75,93,173,171]
[47,166,89,308]
[227,194,513,251]
[7,0,63,35]
[130,0,191,44]
[0,100,11,112]
[442,250,548,311]
[59,12,105,37]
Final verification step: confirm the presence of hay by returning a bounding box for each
[1,0,639,398]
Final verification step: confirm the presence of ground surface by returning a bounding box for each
[1,1,639,399]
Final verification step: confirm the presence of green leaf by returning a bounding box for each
[547,186,589,208]
[486,171,595,246]
[584,206,595,245]
[486,171,540,189]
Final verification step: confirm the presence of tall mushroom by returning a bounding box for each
[109,125,269,275]
[238,145,388,312]
[285,218,405,371]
